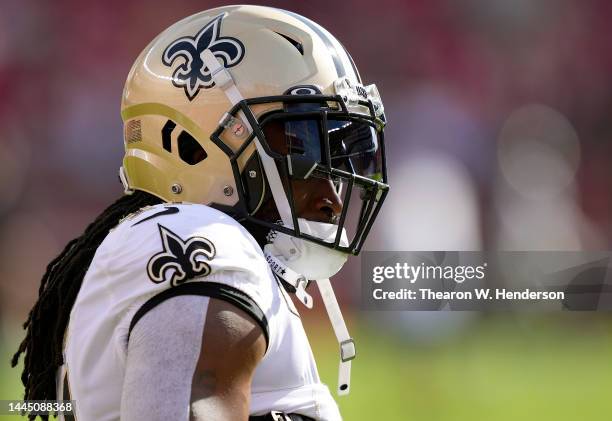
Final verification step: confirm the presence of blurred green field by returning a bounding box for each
[1,331,23,420]
[2,315,611,420]
[311,315,612,421]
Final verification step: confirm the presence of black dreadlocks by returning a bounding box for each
[11,190,162,420]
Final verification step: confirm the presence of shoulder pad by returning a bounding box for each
[102,203,267,285]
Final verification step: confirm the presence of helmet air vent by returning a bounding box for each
[125,119,142,143]
[274,32,304,55]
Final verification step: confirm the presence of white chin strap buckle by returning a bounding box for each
[295,279,313,309]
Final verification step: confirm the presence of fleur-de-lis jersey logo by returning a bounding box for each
[162,13,245,101]
[147,224,216,287]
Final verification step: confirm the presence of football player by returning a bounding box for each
[13,5,389,421]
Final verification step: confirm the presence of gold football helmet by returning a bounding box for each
[120,5,388,255]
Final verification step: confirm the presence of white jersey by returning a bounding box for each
[59,203,341,420]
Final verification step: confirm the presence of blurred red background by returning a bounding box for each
[1,0,612,338]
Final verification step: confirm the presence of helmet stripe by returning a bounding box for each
[339,42,362,83]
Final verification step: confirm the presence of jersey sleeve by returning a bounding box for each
[121,295,209,421]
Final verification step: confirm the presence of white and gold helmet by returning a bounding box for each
[120,5,388,261]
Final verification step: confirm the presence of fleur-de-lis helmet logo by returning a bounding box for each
[147,224,216,287]
[162,13,245,101]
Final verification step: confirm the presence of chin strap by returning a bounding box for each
[203,49,355,396]
[317,278,355,396]
[264,248,355,396]
[265,250,313,309]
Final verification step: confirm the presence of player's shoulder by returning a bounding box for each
[111,202,248,239]
[102,202,265,270]
[115,202,240,231]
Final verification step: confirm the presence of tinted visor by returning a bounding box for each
[328,119,383,181]
[261,104,383,181]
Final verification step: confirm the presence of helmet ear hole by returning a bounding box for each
[178,131,207,165]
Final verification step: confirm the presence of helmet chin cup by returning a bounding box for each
[267,218,349,280]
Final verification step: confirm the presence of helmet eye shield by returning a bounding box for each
[210,93,389,254]
[329,119,383,182]
[259,104,385,182]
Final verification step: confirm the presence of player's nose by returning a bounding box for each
[297,178,343,224]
